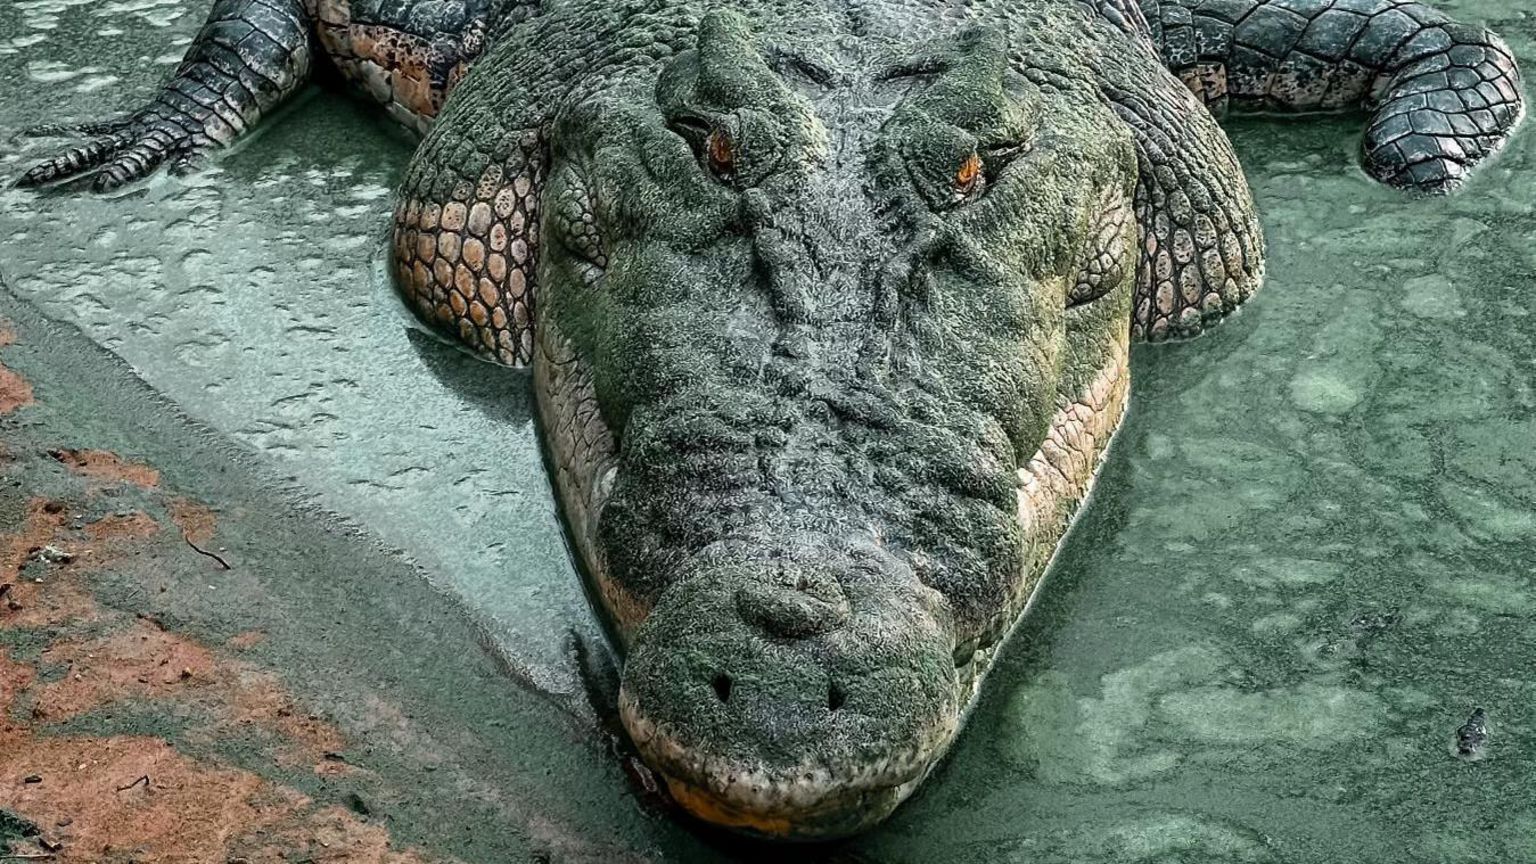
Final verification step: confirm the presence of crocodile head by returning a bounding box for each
[534,12,1138,839]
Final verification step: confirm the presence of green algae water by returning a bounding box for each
[1,0,1533,860]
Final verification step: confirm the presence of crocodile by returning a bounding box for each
[16,0,1524,840]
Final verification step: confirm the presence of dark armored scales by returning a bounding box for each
[18,0,1523,839]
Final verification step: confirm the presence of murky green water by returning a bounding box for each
[2,1,1533,861]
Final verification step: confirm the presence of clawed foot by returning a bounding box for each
[15,111,217,192]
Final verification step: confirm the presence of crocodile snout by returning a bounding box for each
[618,537,960,838]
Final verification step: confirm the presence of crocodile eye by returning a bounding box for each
[706,128,736,181]
[667,116,737,185]
[955,153,983,195]
[948,142,1029,206]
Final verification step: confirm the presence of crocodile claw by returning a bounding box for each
[20,119,132,139]
[16,113,215,192]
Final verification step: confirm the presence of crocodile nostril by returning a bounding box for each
[827,682,846,712]
[711,672,733,703]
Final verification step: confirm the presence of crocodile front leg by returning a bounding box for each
[393,120,545,366]
[16,0,313,191]
[1088,40,1267,341]
[1142,0,1524,192]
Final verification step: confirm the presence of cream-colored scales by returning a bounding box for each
[393,136,545,365]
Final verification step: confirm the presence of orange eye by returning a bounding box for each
[955,153,983,193]
[706,129,735,179]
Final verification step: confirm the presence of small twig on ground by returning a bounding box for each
[182,531,231,570]
[115,774,150,792]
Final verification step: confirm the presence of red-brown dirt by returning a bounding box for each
[0,322,30,414]
[0,329,451,862]
[50,448,162,490]
[0,475,440,862]
[167,496,218,546]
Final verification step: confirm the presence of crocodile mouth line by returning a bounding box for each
[618,683,947,837]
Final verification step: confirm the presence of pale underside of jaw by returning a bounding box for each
[617,684,945,837]
[535,318,1130,834]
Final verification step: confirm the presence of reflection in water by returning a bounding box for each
[1,0,1533,860]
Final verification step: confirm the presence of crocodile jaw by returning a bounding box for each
[537,314,1129,838]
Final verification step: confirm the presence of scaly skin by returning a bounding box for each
[1138,0,1526,191]
[15,0,1526,840]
